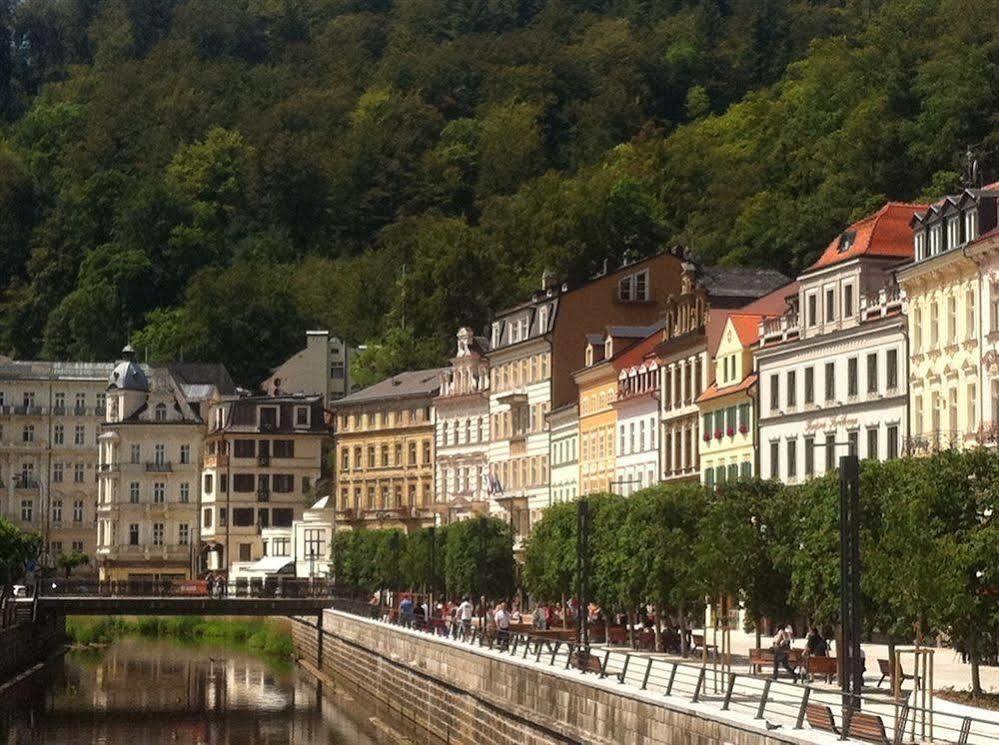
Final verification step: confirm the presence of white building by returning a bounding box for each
[757,203,920,482]
[0,359,113,571]
[97,351,234,581]
[613,333,661,496]
[435,328,491,522]
[233,496,335,580]
[548,403,579,504]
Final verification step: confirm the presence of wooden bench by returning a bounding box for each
[804,655,837,683]
[606,627,629,645]
[805,703,839,735]
[690,633,718,654]
[846,711,890,744]
[749,648,774,674]
[877,658,920,688]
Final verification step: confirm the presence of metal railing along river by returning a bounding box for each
[328,598,999,745]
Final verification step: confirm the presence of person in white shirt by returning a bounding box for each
[458,597,474,638]
[494,602,511,650]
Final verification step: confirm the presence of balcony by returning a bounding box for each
[11,405,45,416]
[861,284,904,321]
[145,461,173,472]
[256,486,270,502]
[257,454,271,467]
[204,453,229,469]
[758,312,800,347]
[14,478,40,490]
[53,406,67,415]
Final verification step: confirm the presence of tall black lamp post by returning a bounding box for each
[576,497,590,660]
[839,454,863,710]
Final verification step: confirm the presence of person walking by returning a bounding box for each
[458,596,474,638]
[772,624,797,681]
[494,602,511,650]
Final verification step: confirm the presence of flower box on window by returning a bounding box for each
[703,433,711,442]
[714,430,723,440]
[727,427,735,437]
[738,424,749,434]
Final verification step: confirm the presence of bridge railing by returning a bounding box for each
[326,598,999,745]
[43,577,339,599]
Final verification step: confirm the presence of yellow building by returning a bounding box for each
[899,190,989,452]
[574,329,653,495]
[331,368,445,533]
[696,314,762,484]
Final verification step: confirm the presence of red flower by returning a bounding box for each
[714,429,723,439]
[703,433,711,442]
[727,427,735,437]
[739,424,749,434]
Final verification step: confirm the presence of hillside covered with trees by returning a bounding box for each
[1,0,996,385]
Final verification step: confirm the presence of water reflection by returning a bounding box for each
[0,638,394,744]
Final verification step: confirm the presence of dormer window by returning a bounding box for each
[618,270,650,302]
[947,215,961,249]
[965,208,979,243]
[491,322,501,348]
[838,230,856,253]
[154,403,167,422]
[538,305,549,331]
[914,232,926,261]
[295,406,310,427]
[929,224,942,255]
[604,338,613,359]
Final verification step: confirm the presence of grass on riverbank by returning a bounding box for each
[66,616,295,660]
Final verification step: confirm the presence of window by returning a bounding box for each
[130,444,140,464]
[73,500,83,522]
[769,441,779,479]
[848,358,858,397]
[966,208,979,242]
[948,296,957,344]
[847,430,859,456]
[238,543,252,562]
[54,392,65,413]
[180,444,190,464]
[271,537,290,557]
[804,436,814,476]
[152,523,164,546]
[295,406,310,426]
[259,406,278,430]
[233,508,254,527]
[272,474,294,492]
[807,294,817,326]
[825,362,835,401]
[153,483,165,503]
[738,404,750,430]
[51,500,62,523]
[154,403,167,422]
[203,509,213,529]
[705,469,714,488]
[786,439,797,478]
[302,476,311,493]
[304,528,326,560]
[53,462,63,483]
[947,214,960,248]
[618,270,650,302]
[203,474,213,494]
[930,224,942,255]
[915,231,926,260]
[54,425,64,445]
[129,482,140,503]
[178,524,189,546]
[930,301,939,346]
[967,289,976,340]
[423,441,431,464]
[968,382,978,432]
[22,425,33,443]
[272,508,293,528]
[74,425,84,445]
[20,500,32,522]
[866,427,878,460]
[233,474,255,492]
[843,285,854,318]
[804,367,814,404]
[867,353,878,394]
[178,483,190,503]
[74,463,84,483]
[914,308,923,350]
[825,432,836,472]
[786,370,797,407]
[273,439,294,458]
[129,524,139,546]
[234,439,255,458]
[825,288,835,322]
[886,349,898,390]
[887,425,898,460]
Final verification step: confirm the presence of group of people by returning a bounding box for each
[772,624,833,681]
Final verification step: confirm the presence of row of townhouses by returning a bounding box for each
[5,184,999,579]
[0,331,353,581]
[328,181,999,545]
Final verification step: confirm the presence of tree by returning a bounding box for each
[349,326,447,390]
[523,501,577,604]
[56,550,89,578]
[443,517,515,599]
[0,518,40,591]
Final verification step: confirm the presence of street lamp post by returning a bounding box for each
[839,453,863,711]
[576,497,590,662]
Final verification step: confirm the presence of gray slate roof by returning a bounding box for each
[332,367,448,406]
[167,363,237,396]
[700,267,789,298]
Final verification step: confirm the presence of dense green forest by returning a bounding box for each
[0,0,996,386]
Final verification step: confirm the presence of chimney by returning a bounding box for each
[541,269,558,291]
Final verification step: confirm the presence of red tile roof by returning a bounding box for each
[696,373,758,404]
[706,282,797,357]
[613,330,661,372]
[808,202,927,271]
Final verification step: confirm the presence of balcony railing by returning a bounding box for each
[145,461,173,472]
[861,283,904,321]
[10,405,45,415]
[15,479,40,489]
[758,311,800,347]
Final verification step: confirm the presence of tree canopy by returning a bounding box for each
[3,0,997,384]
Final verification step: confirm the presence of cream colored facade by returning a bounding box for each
[97,362,205,581]
[0,360,112,572]
[332,369,443,533]
[262,330,354,405]
[972,231,999,437]
[201,394,327,574]
[898,247,981,451]
[549,404,579,503]
[575,355,618,496]
[698,317,756,484]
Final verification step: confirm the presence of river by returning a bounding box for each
[0,636,416,744]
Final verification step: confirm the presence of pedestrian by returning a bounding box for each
[458,596,474,638]
[805,626,828,657]
[494,602,511,650]
[532,603,547,630]
[772,624,797,681]
[399,594,414,627]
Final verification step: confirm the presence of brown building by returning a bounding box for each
[331,368,446,533]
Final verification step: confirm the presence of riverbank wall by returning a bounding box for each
[0,615,65,686]
[292,609,808,745]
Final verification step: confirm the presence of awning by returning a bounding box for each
[247,556,295,574]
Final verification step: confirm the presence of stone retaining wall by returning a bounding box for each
[292,610,807,745]
[0,615,65,685]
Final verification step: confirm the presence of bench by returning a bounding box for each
[749,648,773,674]
[690,633,718,654]
[805,703,839,735]
[846,712,890,744]
[606,627,629,645]
[804,655,837,683]
[573,651,604,675]
[877,658,920,689]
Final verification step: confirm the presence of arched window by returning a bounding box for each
[154,403,167,422]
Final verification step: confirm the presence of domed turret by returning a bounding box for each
[108,345,148,392]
